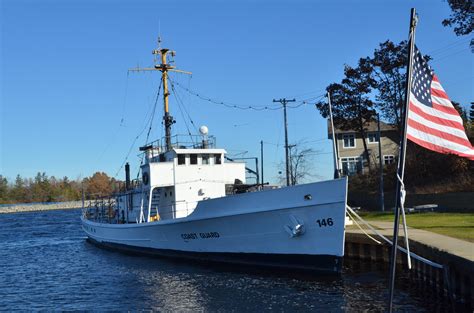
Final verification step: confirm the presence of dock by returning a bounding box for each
[345,221,473,310]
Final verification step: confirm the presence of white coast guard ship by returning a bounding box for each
[81,41,348,273]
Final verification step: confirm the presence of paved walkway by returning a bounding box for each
[347,220,474,262]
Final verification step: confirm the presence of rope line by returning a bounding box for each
[114,80,163,178]
[170,78,324,111]
[397,173,412,269]
[346,205,443,269]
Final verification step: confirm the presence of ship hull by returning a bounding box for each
[81,178,347,273]
[87,237,342,272]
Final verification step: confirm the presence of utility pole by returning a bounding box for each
[255,157,259,186]
[260,140,264,187]
[273,98,296,186]
[288,144,297,185]
[377,113,385,212]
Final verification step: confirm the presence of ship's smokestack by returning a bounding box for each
[125,162,131,190]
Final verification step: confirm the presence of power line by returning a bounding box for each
[96,72,131,162]
[169,78,199,134]
[430,47,471,64]
[170,81,195,141]
[427,38,471,56]
[170,78,323,111]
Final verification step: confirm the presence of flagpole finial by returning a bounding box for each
[410,8,418,30]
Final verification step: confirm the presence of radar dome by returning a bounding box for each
[199,125,209,136]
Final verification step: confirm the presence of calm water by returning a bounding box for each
[0,209,457,312]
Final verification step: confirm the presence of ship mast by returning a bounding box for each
[130,38,192,151]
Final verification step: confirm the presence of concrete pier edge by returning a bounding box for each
[345,222,473,310]
[0,200,92,214]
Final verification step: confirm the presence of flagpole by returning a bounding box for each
[387,8,417,312]
[328,92,340,179]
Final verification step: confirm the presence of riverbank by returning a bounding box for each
[0,201,91,214]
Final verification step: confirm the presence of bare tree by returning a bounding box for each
[277,143,320,185]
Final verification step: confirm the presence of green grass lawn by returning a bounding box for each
[357,212,474,243]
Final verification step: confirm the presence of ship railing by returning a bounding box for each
[83,196,119,224]
[148,200,201,221]
[170,134,216,149]
[140,134,216,154]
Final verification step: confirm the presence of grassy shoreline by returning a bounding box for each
[358,212,474,242]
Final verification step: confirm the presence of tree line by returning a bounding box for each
[0,172,123,204]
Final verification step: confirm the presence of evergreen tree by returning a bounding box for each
[370,40,407,129]
[11,174,27,202]
[315,57,376,170]
[368,40,431,131]
[0,175,8,203]
[31,172,52,202]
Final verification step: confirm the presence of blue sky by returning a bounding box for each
[1,0,472,183]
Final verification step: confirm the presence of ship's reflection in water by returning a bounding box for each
[0,209,462,312]
[133,269,207,311]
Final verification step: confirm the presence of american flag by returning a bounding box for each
[407,46,474,160]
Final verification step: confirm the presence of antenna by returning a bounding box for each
[158,19,161,45]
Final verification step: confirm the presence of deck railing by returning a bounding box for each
[83,196,200,224]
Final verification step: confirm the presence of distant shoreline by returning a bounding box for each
[0,201,91,214]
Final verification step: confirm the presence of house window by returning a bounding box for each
[214,154,222,164]
[343,134,355,148]
[384,155,395,165]
[177,154,186,165]
[202,154,210,165]
[190,154,198,165]
[341,157,362,176]
[367,132,379,144]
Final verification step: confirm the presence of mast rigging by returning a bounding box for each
[129,39,192,151]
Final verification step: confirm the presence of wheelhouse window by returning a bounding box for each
[384,155,395,165]
[343,134,356,148]
[190,154,198,165]
[367,132,379,144]
[177,154,186,165]
[214,154,222,164]
[202,154,210,165]
[341,157,362,176]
